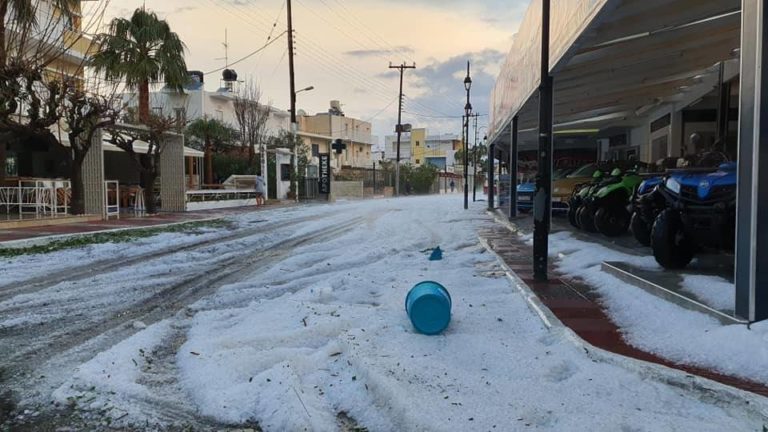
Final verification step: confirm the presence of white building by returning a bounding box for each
[384,129,461,171]
[122,71,292,144]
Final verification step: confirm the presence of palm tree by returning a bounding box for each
[0,0,79,66]
[186,118,234,185]
[91,8,188,124]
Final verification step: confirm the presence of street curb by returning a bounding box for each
[480,211,768,421]
[0,217,223,250]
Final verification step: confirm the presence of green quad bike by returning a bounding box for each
[567,170,605,228]
[573,169,625,232]
[587,168,644,237]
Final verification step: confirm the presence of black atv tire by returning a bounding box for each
[567,199,581,228]
[577,205,597,233]
[574,206,584,229]
[651,209,695,269]
[630,212,651,246]
[595,205,631,237]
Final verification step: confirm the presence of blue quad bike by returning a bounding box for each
[649,162,737,269]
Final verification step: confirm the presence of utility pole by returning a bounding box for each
[389,62,416,196]
[463,61,472,210]
[287,0,298,202]
[472,113,479,202]
[534,0,553,281]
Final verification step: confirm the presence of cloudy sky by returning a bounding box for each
[94,0,528,146]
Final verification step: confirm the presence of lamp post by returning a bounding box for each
[463,61,472,210]
[291,85,314,202]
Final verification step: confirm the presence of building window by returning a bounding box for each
[215,110,224,121]
[415,159,420,164]
[280,164,292,181]
[152,107,163,116]
[5,151,18,177]
[415,140,420,146]
[312,144,319,157]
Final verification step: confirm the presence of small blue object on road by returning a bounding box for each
[405,281,452,335]
[428,246,443,261]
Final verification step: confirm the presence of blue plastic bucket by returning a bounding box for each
[405,281,452,335]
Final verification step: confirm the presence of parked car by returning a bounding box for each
[515,167,577,213]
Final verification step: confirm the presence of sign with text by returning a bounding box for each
[318,153,331,194]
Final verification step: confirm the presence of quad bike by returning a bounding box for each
[650,162,737,269]
[572,168,628,233]
[628,176,664,246]
[631,151,732,249]
[567,169,605,229]
[588,169,644,237]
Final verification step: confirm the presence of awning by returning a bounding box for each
[53,127,204,158]
[102,141,204,158]
[489,0,741,149]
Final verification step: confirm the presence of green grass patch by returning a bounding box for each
[0,219,234,258]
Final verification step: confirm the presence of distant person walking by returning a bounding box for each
[449,179,456,193]
[255,175,266,206]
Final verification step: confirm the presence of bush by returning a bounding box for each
[400,164,439,194]
[212,154,256,182]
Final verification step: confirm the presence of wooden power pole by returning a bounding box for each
[389,62,415,196]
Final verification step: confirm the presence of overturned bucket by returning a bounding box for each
[405,281,452,335]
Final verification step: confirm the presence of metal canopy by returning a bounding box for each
[489,0,741,149]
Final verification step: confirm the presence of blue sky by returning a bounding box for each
[101,0,529,145]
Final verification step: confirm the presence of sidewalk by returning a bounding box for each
[478,219,768,398]
[0,202,292,246]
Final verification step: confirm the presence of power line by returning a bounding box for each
[326,0,417,64]
[295,38,397,102]
[403,110,487,119]
[362,97,398,123]
[204,31,287,75]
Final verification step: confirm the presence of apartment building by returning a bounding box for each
[299,100,376,173]
[384,129,461,171]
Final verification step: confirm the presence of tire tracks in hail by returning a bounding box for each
[1,216,365,387]
[0,209,344,303]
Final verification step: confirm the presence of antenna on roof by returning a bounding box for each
[215,29,229,68]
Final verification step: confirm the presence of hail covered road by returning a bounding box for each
[0,196,765,432]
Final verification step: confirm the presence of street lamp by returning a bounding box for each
[291,85,314,202]
[463,61,472,210]
[296,86,314,94]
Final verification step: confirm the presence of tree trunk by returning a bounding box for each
[0,0,8,68]
[136,153,157,214]
[70,155,85,215]
[139,79,150,123]
[143,170,158,214]
[204,138,213,185]
[0,140,6,185]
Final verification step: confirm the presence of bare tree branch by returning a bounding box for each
[233,79,271,167]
